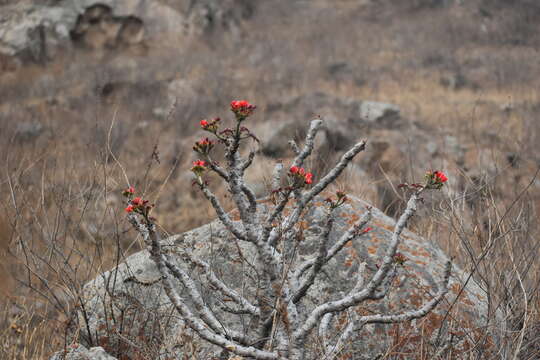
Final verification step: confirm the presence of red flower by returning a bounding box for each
[230,100,256,119]
[131,197,142,206]
[289,166,313,186]
[200,118,220,132]
[433,171,448,183]
[125,205,134,213]
[230,100,249,110]
[425,170,448,189]
[193,137,214,154]
[191,159,207,175]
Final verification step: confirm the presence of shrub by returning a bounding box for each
[124,100,452,359]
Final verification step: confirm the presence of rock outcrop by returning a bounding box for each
[69,196,497,359]
[0,0,254,60]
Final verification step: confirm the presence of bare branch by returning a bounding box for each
[199,184,247,241]
[294,190,424,342]
[182,252,260,317]
[291,211,334,304]
[271,161,284,190]
[268,140,367,246]
[207,160,229,181]
[147,224,283,360]
[261,188,293,245]
[163,256,251,344]
[294,209,372,281]
[288,140,301,156]
[292,119,323,168]
[356,260,452,326]
[241,148,257,172]
[207,160,257,214]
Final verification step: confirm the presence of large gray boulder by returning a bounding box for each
[73,196,498,359]
[358,100,401,127]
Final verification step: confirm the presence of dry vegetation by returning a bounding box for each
[0,0,539,358]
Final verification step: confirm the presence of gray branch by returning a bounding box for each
[200,184,247,241]
[293,189,436,343]
[292,119,323,168]
[267,140,367,246]
[291,211,334,304]
[147,224,283,360]
[182,252,260,317]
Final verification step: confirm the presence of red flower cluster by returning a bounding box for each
[433,171,448,183]
[230,100,256,120]
[122,187,153,215]
[289,166,313,185]
[200,118,220,133]
[425,170,448,189]
[193,137,214,155]
[125,197,143,213]
[191,160,207,176]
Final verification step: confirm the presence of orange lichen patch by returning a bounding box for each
[371,236,380,244]
[342,247,359,267]
[372,221,394,232]
[401,245,431,259]
[346,213,360,225]
[450,283,461,295]
[367,246,377,255]
[353,307,372,316]
[399,244,413,253]
[344,240,353,248]
[414,260,427,265]
[407,290,424,307]
[459,296,474,307]
[422,312,444,334]
[298,220,309,230]
[418,249,431,257]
